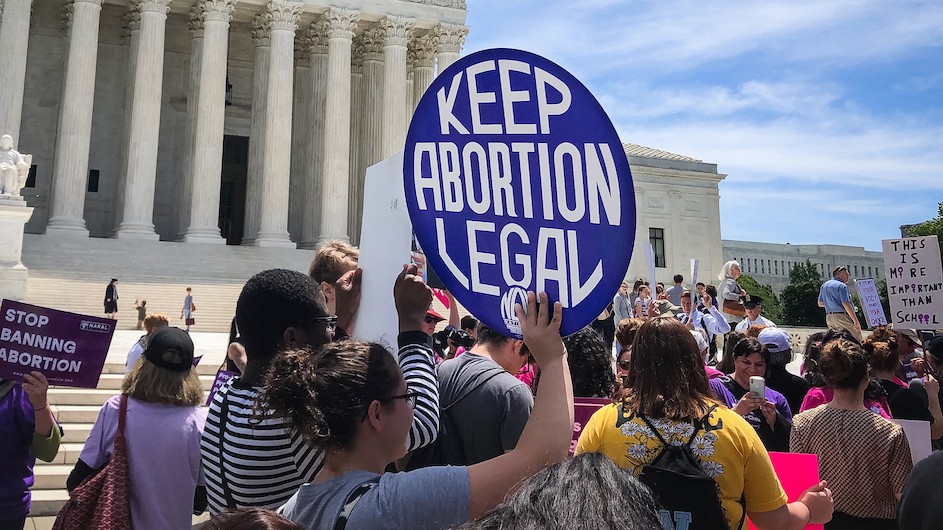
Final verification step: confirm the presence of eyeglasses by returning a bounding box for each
[312,315,338,333]
[385,390,421,409]
[423,316,439,324]
[618,360,631,371]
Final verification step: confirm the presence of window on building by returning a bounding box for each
[761,260,765,273]
[649,228,666,268]
[774,261,779,275]
[87,170,99,193]
[25,165,37,188]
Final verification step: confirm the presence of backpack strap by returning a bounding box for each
[333,477,380,530]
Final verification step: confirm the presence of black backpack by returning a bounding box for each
[405,366,506,470]
[635,405,744,530]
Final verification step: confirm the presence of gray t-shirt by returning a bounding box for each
[282,467,470,530]
[437,353,534,464]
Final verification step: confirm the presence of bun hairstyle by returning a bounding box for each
[862,336,900,374]
[256,340,401,450]
[819,338,868,389]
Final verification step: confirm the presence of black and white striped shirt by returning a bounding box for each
[200,334,439,514]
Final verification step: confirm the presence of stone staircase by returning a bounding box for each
[20,233,321,332]
[25,330,228,529]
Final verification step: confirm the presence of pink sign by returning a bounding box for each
[570,397,610,455]
[748,452,823,530]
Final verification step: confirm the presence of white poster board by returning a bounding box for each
[690,259,700,309]
[352,151,413,349]
[881,236,943,328]
[646,243,657,294]
[892,419,932,464]
[854,278,887,328]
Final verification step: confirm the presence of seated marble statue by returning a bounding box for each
[0,134,30,197]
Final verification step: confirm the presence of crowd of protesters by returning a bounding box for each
[4,252,943,530]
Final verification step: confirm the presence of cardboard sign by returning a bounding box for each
[404,48,636,337]
[570,397,609,456]
[353,152,414,348]
[205,370,238,407]
[892,418,932,464]
[0,299,115,388]
[881,236,943,327]
[749,452,823,530]
[854,278,887,328]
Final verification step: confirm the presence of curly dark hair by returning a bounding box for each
[563,327,617,398]
[256,340,401,450]
[235,269,328,360]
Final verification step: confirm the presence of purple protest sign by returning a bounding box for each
[404,48,636,338]
[206,370,238,406]
[0,299,115,388]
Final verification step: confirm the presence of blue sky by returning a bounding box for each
[462,0,942,251]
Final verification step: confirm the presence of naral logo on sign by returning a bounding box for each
[404,48,636,337]
[80,321,111,333]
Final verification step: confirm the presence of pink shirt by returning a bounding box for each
[799,387,892,419]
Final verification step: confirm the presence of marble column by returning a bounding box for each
[184,0,235,244]
[0,0,33,143]
[115,0,171,239]
[359,25,383,173]
[379,16,412,159]
[111,5,141,234]
[288,29,311,243]
[432,22,467,75]
[317,8,358,243]
[298,19,328,249]
[347,41,364,244]
[240,13,269,245]
[410,33,436,112]
[175,9,203,240]
[254,0,300,247]
[45,0,103,236]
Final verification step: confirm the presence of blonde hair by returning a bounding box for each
[143,313,170,334]
[308,240,359,284]
[123,357,203,406]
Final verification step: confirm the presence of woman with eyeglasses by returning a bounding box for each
[258,292,574,530]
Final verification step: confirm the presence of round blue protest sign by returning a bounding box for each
[404,48,636,337]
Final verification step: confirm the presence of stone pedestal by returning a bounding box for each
[0,198,34,301]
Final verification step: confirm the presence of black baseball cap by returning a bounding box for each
[743,294,764,308]
[143,327,194,372]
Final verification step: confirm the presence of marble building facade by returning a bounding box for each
[0,0,468,246]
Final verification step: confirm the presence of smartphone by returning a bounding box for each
[749,376,765,398]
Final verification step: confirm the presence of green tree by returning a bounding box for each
[737,274,784,324]
[903,202,943,260]
[781,260,825,327]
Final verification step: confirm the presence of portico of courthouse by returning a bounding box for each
[0,0,728,288]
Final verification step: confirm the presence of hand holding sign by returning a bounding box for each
[516,291,564,365]
[405,48,636,337]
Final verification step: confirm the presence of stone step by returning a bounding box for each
[28,489,69,518]
[46,388,121,406]
[50,405,103,424]
[32,465,72,490]
[44,443,86,466]
[59,423,93,444]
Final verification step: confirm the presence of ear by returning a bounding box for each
[283,326,303,348]
[365,400,385,432]
[513,339,526,357]
[319,281,335,302]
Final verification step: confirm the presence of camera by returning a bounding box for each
[447,328,476,349]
